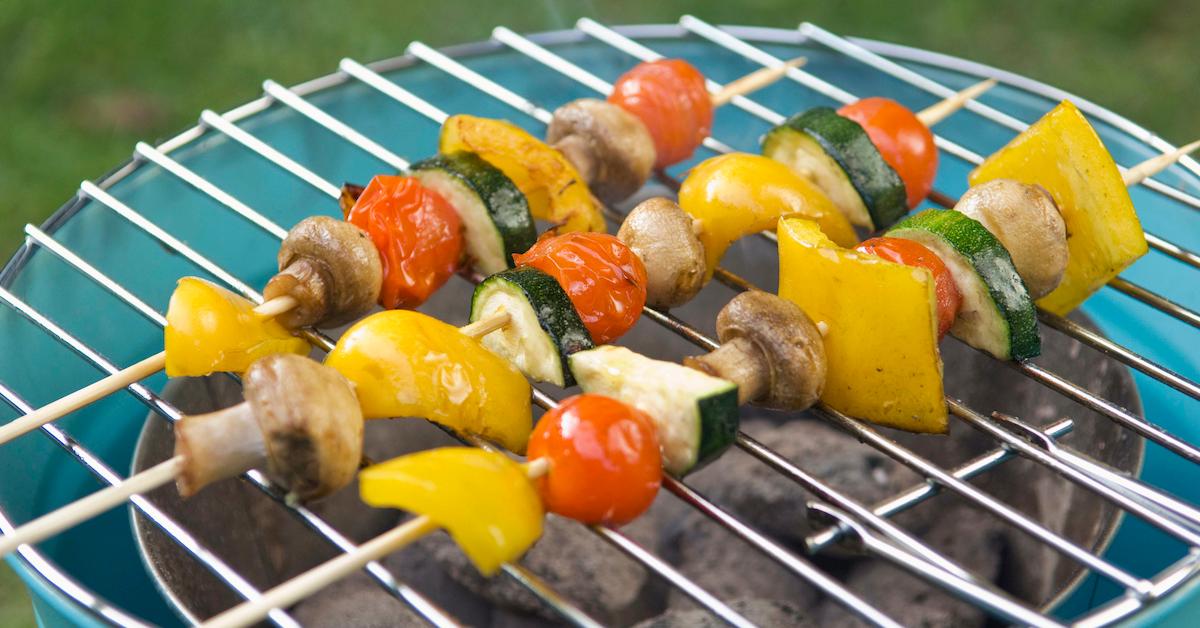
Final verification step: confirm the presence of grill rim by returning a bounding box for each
[0,21,1193,627]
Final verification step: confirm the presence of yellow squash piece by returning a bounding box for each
[360,448,543,576]
[324,310,533,453]
[679,153,858,280]
[969,100,1147,315]
[777,217,947,433]
[164,277,308,377]
[440,114,606,234]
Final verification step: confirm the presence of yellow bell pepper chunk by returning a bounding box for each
[969,100,1147,316]
[777,217,947,433]
[164,277,308,377]
[679,153,858,280]
[440,115,606,235]
[324,310,533,454]
[360,448,543,576]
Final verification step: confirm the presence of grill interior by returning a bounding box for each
[0,19,1198,628]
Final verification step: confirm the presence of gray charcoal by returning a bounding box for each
[427,511,654,623]
[813,560,988,628]
[636,597,817,628]
[683,418,918,546]
[663,518,821,612]
[291,572,428,627]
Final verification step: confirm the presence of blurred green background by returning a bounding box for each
[0,1,1195,625]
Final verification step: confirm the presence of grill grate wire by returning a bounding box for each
[0,19,1196,627]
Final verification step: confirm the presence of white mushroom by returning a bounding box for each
[955,179,1068,299]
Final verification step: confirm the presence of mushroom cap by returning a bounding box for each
[243,354,364,500]
[264,216,382,329]
[955,179,1067,299]
[617,197,707,309]
[716,291,827,410]
[547,98,656,205]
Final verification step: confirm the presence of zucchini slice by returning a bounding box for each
[569,345,739,476]
[470,267,593,387]
[888,209,1040,361]
[411,152,537,275]
[763,107,907,231]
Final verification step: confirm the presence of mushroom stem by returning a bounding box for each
[684,336,769,405]
[174,401,268,498]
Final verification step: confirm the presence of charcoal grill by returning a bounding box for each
[1,18,1198,627]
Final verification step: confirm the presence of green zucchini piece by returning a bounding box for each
[569,345,739,476]
[763,107,907,230]
[470,267,593,386]
[412,152,537,275]
[888,209,1040,361]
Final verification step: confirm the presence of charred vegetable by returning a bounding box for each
[778,217,947,434]
[263,216,383,329]
[685,291,826,411]
[616,197,707,309]
[547,98,656,205]
[953,179,1068,300]
[164,277,308,377]
[174,354,363,501]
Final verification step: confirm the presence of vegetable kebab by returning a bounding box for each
[774,99,1193,434]
[0,302,551,558]
[200,290,830,628]
[546,56,992,208]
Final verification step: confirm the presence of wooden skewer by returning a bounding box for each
[1122,138,1200,187]
[0,351,167,446]
[201,458,550,628]
[709,57,806,107]
[0,313,517,558]
[915,78,998,128]
[0,456,184,557]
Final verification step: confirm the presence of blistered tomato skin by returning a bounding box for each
[513,232,648,345]
[609,59,713,169]
[838,98,938,208]
[856,237,961,339]
[527,394,662,526]
[344,175,463,309]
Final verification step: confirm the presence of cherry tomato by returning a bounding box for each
[527,394,662,525]
[838,98,937,209]
[513,232,647,345]
[345,175,463,309]
[856,237,961,339]
[609,59,713,169]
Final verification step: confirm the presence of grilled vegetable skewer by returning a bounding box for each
[0,308,537,559]
[202,294,827,628]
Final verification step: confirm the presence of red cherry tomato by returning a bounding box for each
[527,394,662,525]
[513,232,647,345]
[609,59,713,169]
[838,97,937,209]
[856,237,960,339]
[345,175,463,309]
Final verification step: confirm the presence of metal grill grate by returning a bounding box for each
[1,19,1198,627]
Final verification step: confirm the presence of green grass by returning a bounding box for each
[0,563,33,627]
[0,0,1195,623]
